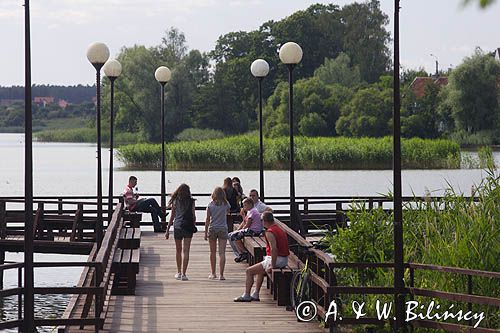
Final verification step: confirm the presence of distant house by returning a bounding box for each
[0,99,23,107]
[58,99,69,109]
[34,96,55,107]
[409,76,448,98]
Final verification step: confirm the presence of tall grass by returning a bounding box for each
[118,136,461,170]
[322,169,500,330]
[35,128,143,145]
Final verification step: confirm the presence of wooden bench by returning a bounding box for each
[265,255,298,306]
[123,211,142,227]
[112,248,140,295]
[117,227,141,249]
[243,235,266,265]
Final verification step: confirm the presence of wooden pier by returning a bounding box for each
[1,195,499,332]
[71,231,326,333]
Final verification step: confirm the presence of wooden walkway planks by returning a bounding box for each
[72,231,326,333]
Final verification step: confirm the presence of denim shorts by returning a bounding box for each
[174,228,193,240]
[228,228,260,241]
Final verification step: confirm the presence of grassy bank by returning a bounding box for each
[117,136,461,170]
[322,170,499,330]
[35,128,142,145]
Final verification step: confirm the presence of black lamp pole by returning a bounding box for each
[287,64,296,231]
[160,82,167,226]
[393,0,405,331]
[258,77,265,201]
[93,65,104,245]
[108,76,117,222]
[23,0,35,331]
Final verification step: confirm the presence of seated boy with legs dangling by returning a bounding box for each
[228,198,263,263]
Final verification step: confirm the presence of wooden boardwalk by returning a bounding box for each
[72,231,326,333]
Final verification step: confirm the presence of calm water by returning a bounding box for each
[0,132,498,330]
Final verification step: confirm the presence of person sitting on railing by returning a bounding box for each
[234,212,289,302]
[122,175,166,232]
[228,198,263,263]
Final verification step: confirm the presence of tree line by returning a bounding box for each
[0,85,95,104]
[102,1,499,144]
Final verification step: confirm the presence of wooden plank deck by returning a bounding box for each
[71,231,326,333]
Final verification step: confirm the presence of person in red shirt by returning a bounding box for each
[234,211,289,302]
[123,176,166,232]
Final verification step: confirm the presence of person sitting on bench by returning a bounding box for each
[234,212,289,302]
[228,198,263,263]
[123,175,166,232]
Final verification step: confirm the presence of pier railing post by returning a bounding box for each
[0,201,5,289]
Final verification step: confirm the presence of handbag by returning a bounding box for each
[180,199,197,233]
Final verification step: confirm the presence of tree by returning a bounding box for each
[443,49,500,133]
[463,0,496,8]
[314,53,362,87]
[336,81,393,137]
[402,82,441,138]
[340,0,391,83]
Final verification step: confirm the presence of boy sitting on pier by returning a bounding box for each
[228,198,263,262]
[234,212,289,302]
[123,176,166,232]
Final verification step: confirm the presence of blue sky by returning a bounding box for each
[0,0,498,86]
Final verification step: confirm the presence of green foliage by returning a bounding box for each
[117,136,460,170]
[449,129,500,146]
[314,53,362,87]
[463,0,497,7]
[402,81,442,138]
[443,49,500,133]
[174,128,225,141]
[35,128,143,144]
[323,170,500,329]
[336,83,393,137]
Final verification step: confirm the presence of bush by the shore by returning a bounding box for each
[117,136,461,170]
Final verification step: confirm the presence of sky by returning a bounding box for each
[0,0,498,86]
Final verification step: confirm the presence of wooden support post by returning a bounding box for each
[58,198,63,215]
[0,201,4,289]
[33,202,44,239]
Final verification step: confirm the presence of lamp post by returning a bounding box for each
[279,42,303,234]
[430,53,439,77]
[155,66,172,229]
[394,0,405,330]
[103,59,122,222]
[23,0,35,331]
[250,59,269,201]
[87,42,110,245]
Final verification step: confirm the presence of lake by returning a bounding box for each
[0,132,498,331]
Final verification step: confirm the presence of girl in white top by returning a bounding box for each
[204,187,231,280]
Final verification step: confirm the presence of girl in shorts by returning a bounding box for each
[204,187,231,280]
[165,184,196,281]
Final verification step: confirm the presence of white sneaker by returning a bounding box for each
[181,274,189,281]
[174,272,182,280]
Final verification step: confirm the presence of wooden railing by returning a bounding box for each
[0,203,124,332]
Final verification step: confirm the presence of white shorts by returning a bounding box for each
[261,255,288,270]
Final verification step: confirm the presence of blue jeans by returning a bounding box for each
[228,228,260,257]
[134,198,162,230]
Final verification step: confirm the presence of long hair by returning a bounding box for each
[169,183,192,207]
[211,186,228,206]
[223,177,232,190]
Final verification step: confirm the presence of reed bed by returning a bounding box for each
[117,136,461,170]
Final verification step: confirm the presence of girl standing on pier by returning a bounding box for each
[165,184,196,281]
[204,187,231,280]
